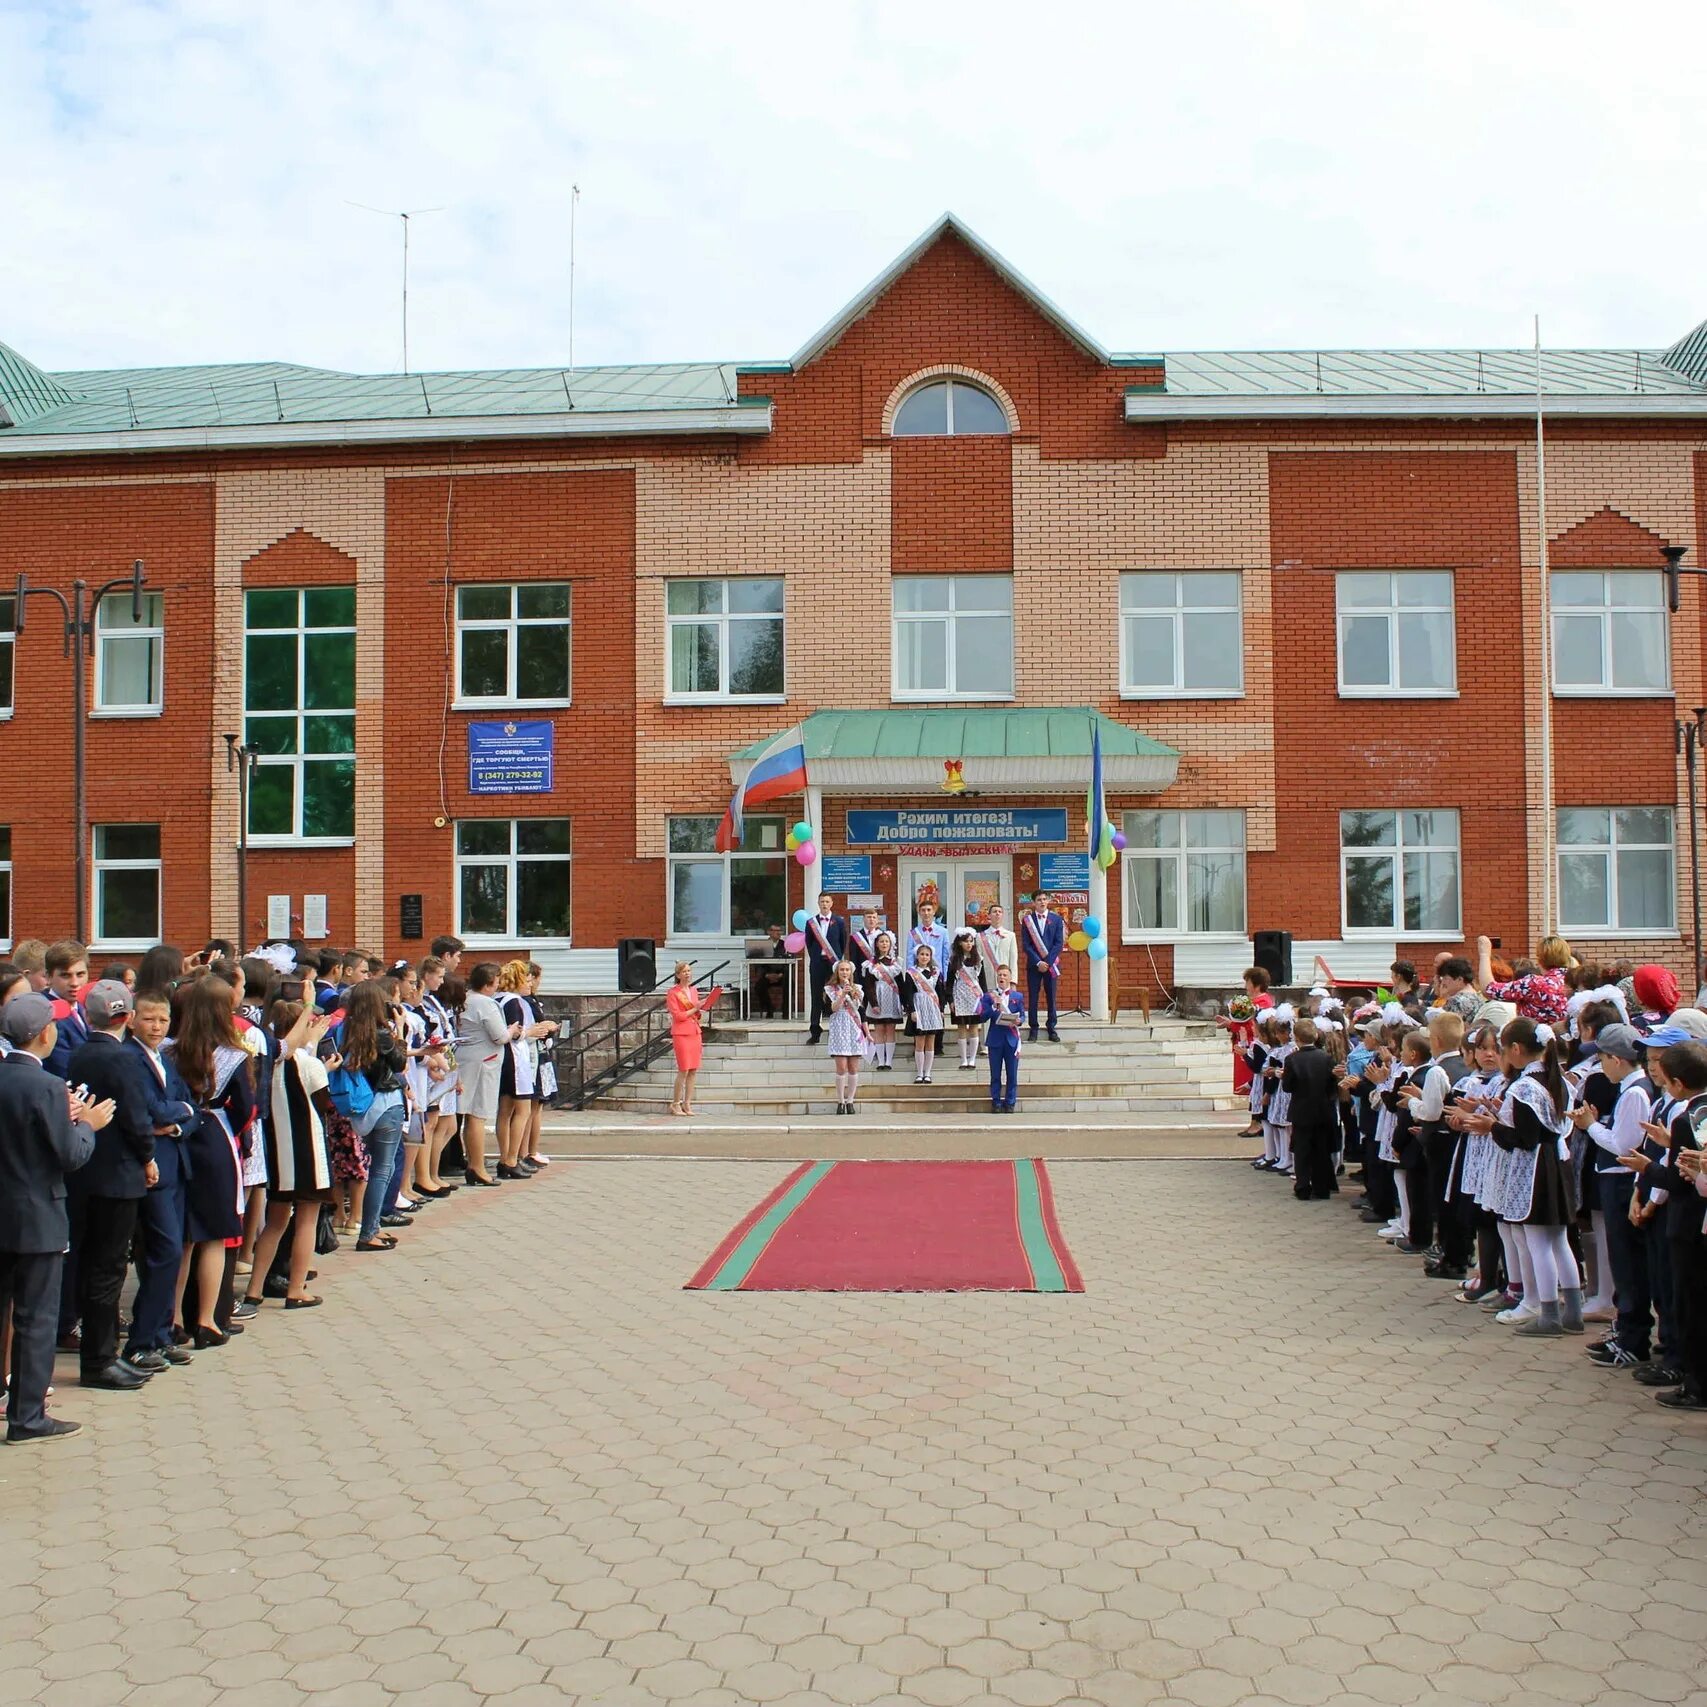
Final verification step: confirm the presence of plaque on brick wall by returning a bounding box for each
[400,894,424,940]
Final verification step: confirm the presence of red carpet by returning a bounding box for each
[686,1159,1083,1293]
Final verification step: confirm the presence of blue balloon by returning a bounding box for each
[1082,916,1103,939]
[1088,940,1109,961]
[792,908,809,929]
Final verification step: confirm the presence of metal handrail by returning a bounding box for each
[549,959,732,1110]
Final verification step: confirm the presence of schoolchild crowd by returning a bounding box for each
[0,930,563,1444]
[1232,941,1707,1416]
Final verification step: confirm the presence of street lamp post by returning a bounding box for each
[222,734,262,950]
[10,560,148,943]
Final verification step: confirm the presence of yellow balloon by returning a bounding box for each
[1068,930,1090,952]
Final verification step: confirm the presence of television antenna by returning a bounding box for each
[346,201,444,372]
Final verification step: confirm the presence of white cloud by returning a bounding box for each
[7,0,1707,378]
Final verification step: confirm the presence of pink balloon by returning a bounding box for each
[783,931,806,953]
[795,842,817,865]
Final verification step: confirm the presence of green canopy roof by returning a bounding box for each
[729,708,1179,795]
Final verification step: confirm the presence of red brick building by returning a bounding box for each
[3,215,1706,1001]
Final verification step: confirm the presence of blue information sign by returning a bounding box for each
[820,855,873,893]
[468,720,555,795]
[1039,853,1092,894]
[845,808,1068,848]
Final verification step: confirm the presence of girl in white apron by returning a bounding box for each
[862,932,905,1071]
[948,929,987,1072]
[907,947,945,1084]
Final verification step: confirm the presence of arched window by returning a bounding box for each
[891,378,1010,437]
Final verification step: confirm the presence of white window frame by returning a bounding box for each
[1120,810,1248,943]
[0,592,14,721]
[91,824,162,952]
[663,578,786,704]
[1550,570,1672,697]
[1335,571,1458,698]
[453,819,573,946]
[0,826,11,951]
[891,378,1011,437]
[666,815,789,939]
[92,590,165,716]
[242,587,357,847]
[1557,806,1677,937]
[1340,809,1462,939]
[1119,572,1244,699]
[452,583,573,710]
[891,574,1015,702]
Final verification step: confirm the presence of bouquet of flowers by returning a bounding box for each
[1227,993,1255,1023]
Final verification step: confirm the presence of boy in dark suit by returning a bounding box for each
[0,994,106,1442]
[1283,1017,1341,1200]
[65,981,160,1391]
[122,989,199,1370]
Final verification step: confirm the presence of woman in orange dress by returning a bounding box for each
[667,962,708,1116]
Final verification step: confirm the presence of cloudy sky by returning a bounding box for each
[8,1,1707,378]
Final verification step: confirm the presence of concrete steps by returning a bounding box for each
[587,1015,1244,1117]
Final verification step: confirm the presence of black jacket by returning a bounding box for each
[1281,1046,1338,1128]
[66,1031,157,1199]
[0,1053,97,1252]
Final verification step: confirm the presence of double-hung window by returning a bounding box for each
[0,593,14,717]
[1336,571,1456,695]
[892,575,1013,699]
[243,587,356,841]
[455,583,572,706]
[0,826,11,950]
[1341,809,1461,935]
[1558,808,1675,932]
[92,825,161,948]
[94,592,164,714]
[1120,572,1242,696]
[1551,571,1670,694]
[454,819,572,942]
[1121,810,1246,937]
[666,579,784,700]
[667,815,787,937]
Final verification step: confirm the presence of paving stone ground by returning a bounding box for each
[2,1157,1705,1707]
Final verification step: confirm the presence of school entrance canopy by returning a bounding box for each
[725,707,1180,794]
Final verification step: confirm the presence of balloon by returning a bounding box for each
[1111,830,1127,852]
[1082,916,1102,939]
[792,820,814,843]
[783,931,806,953]
[786,831,801,851]
[1067,930,1090,952]
[1088,940,1109,961]
[1096,844,1118,871]
[796,842,817,866]
[791,908,809,929]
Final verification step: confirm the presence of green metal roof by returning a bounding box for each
[0,339,79,424]
[1149,347,1703,398]
[731,707,1177,764]
[2,357,742,436]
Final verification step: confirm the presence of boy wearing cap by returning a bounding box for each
[0,994,107,1442]
[65,981,160,1392]
[1572,1022,1655,1368]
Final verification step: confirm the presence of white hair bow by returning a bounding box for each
[249,943,297,976]
[1533,1022,1556,1045]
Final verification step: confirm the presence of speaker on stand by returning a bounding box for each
[1252,929,1293,987]
[617,938,657,993]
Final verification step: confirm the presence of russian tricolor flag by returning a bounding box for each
[715,724,809,851]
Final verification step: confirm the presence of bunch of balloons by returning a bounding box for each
[784,819,817,867]
[1068,914,1110,960]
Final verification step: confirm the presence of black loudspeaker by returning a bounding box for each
[617,938,657,993]
[1253,929,1293,987]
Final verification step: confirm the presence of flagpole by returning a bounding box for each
[1088,718,1110,1022]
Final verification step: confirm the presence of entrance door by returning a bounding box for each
[899,857,1013,935]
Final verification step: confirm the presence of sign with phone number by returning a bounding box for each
[468,720,554,794]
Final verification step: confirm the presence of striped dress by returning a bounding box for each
[266,1047,334,1201]
[908,968,945,1035]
